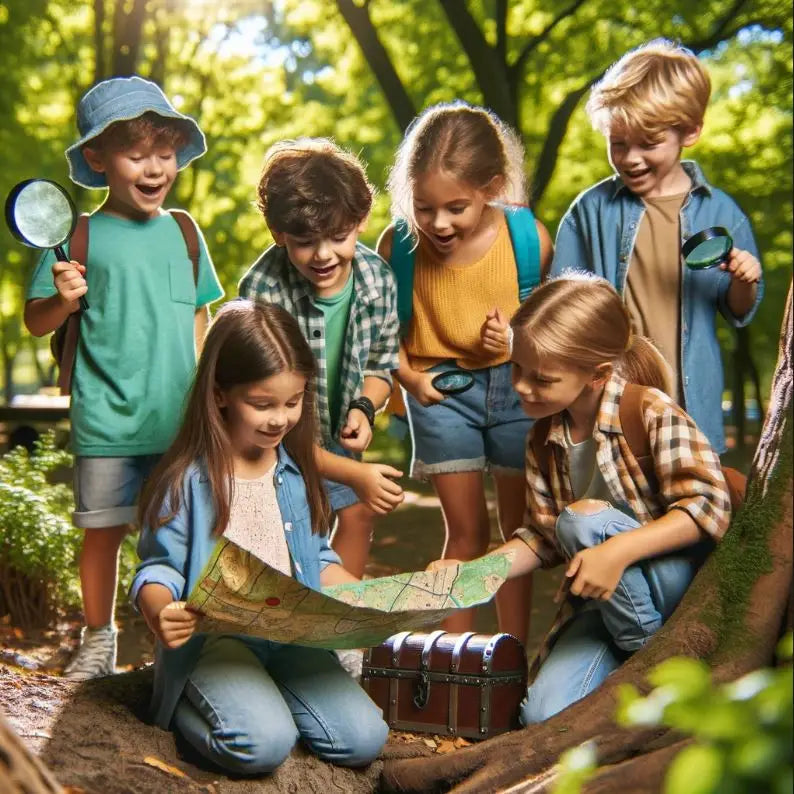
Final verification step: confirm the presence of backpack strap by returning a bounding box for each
[502,204,541,300]
[56,214,90,395]
[389,218,416,334]
[619,382,659,492]
[168,209,200,284]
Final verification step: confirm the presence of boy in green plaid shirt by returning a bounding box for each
[239,138,403,578]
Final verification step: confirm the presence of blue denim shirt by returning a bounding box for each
[551,160,764,453]
[130,444,341,729]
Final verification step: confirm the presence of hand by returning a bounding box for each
[155,601,199,649]
[339,408,373,453]
[426,558,463,572]
[52,259,87,312]
[565,541,628,601]
[352,462,404,514]
[721,247,761,284]
[480,307,510,355]
[405,371,445,407]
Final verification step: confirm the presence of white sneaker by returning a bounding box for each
[335,648,364,681]
[63,625,117,680]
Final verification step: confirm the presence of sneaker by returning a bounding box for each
[63,624,117,680]
[335,648,364,681]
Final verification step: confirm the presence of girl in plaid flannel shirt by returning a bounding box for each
[429,273,731,721]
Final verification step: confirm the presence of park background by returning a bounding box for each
[0,4,791,792]
[0,0,791,641]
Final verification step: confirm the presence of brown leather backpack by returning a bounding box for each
[51,209,200,395]
[530,382,746,511]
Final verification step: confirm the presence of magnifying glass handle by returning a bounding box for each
[54,244,89,312]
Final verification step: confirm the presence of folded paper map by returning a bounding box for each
[186,538,512,649]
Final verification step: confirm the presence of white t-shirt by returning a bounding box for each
[564,421,613,504]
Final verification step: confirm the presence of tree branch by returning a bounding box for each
[438,0,516,127]
[509,0,590,82]
[334,0,416,132]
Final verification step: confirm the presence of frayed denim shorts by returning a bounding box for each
[73,454,160,529]
[404,361,531,480]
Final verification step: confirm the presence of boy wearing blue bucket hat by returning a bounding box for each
[24,76,223,680]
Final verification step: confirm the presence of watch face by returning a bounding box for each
[432,369,475,395]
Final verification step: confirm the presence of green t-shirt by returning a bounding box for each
[312,272,354,434]
[26,211,224,456]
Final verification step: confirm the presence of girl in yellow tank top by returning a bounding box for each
[378,102,552,645]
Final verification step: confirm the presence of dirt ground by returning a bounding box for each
[0,481,563,793]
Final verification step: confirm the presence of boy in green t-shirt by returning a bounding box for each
[24,76,224,679]
[239,139,404,584]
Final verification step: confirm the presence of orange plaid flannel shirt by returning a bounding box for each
[513,373,732,568]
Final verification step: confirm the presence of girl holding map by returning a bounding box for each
[131,300,388,775]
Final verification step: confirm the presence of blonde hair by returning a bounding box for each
[586,39,711,142]
[387,101,527,236]
[511,271,672,395]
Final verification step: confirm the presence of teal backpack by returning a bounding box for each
[389,204,543,333]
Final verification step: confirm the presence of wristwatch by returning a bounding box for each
[348,396,376,427]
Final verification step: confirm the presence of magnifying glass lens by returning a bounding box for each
[687,237,731,268]
[13,181,75,248]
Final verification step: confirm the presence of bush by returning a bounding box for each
[0,431,138,628]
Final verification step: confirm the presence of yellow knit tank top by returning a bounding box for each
[406,215,520,371]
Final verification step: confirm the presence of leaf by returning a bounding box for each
[453,736,471,748]
[143,756,189,779]
[435,739,456,753]
[664,744,723,794]
[422,738,437,749]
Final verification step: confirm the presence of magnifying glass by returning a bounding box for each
[682,226,733,271]
[5,178,88,311]
[431,368,475,396]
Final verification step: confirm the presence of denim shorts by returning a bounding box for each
[73,454,160,529]
[322,441,360,513]
[404,361,531,479]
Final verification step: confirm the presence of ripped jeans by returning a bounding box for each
[520,501,707,724]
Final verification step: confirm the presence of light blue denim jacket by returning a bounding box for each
[130,445,341,729]
[551,160,764,453]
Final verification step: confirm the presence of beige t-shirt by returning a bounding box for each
[225,466,292,576]
[625,192,687,404]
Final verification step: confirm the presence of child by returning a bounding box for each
[552,39,763,454]
[429,273,731,721]
[23,76,223,680]
[132,300,388,774]
[239,139,403,579]
[378,102,553,644]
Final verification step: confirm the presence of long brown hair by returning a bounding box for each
[139,300,331,536]
[511,272,672,394]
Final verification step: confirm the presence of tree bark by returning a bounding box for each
[381,284,793,793]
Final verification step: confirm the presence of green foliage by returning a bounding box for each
[0,430,80,624]
[616,635,794,794]
[0,431,138,626]
[553,635,793,794]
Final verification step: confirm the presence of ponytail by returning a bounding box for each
[619,335,673,396]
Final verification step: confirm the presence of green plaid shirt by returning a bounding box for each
[238,242,399,444]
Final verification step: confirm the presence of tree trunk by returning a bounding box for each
[381,283,793,793]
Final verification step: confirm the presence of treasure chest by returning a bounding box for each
[362,630,527,740]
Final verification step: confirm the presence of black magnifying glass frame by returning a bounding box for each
[5,178,88,311]
[682,226,733,271]
[431,369,475,396]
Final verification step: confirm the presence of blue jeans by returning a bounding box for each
[173,636,388,774]
[520,503,705,724]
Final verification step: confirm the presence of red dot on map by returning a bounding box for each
[265,597,280,607]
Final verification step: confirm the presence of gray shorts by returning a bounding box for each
[73,454,160,529]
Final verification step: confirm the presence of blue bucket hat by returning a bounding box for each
[65,76,206,189]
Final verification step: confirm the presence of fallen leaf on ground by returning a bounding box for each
[436,739,456,753]
[453,736,472,748]
[422,738,437,749]
[143,756,188,778]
